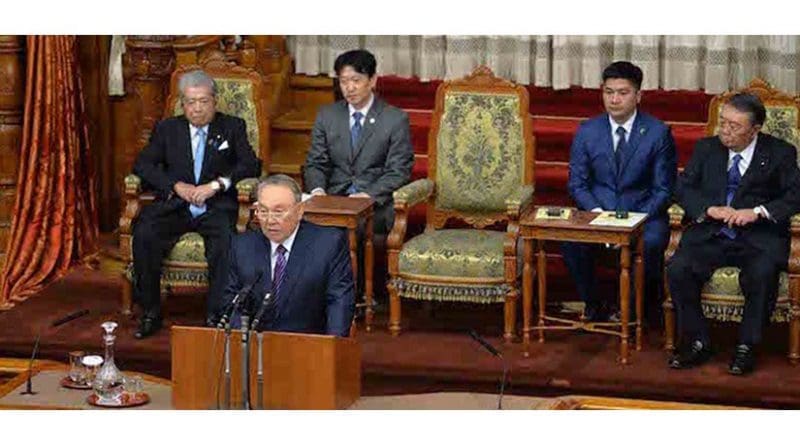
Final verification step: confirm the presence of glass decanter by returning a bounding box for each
[92,321,124,404]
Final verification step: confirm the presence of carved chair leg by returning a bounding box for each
[388,281,402,337]
[503,290,517,344]
[789,277,800,365]
[663,273,676,352]
[121,277,134,317]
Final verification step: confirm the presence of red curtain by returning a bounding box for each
[0,36,99,310]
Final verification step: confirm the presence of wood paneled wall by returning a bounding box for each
[0,36,24,262]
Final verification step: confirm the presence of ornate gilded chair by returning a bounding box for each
[663,78,800,363]
[119,55,269,315]
[387,66,535,342]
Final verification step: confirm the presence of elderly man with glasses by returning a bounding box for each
[221,174,355,337]
[667,93,800,375]
[131,69,261,339]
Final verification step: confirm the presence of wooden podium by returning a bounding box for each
[171,326,361,409]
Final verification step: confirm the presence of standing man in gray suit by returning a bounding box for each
[304,49,414,235]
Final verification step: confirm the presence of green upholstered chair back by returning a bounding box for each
[708,78,800,164]
[428,66,534,227]
[165,58,269,167]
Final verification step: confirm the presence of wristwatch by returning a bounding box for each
[753,206,765,218]
[210,179,223,191]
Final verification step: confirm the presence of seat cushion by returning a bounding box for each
[701,267,790,323]
[163,232,208,266]
[395,229,511,304]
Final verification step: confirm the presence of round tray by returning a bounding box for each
[60,376,93,390]
[86,392,150,408]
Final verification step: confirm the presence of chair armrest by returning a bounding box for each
[789,213,800,275]
[119,174,144,237]
[393,178,434,209]
[236,177,259,233]
[664,204,686,262]
[505,184,535,218]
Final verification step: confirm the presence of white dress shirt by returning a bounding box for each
[609,110,637,152]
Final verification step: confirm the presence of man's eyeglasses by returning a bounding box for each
[182,97,214,107]
[719,118,751,134]
[253,204,296,221]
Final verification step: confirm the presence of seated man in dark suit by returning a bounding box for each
[667,93,800,375]
[303,49,414,235]
[224,174,355,337]
[563,61,677,323]
[131,69,261,339]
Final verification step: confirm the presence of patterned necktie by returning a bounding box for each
[190,128,207,218]
[720,154,743,239]
[615,126,627,171]
[351,111,363,152]
[272,244,288,297]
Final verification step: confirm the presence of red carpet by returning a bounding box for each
[1,265,799,408]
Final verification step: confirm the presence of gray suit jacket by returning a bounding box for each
[304,97,414,232]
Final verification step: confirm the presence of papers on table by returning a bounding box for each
[589,211,647,228]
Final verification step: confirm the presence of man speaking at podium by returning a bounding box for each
[222,174,355,337]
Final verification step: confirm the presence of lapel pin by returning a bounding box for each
[369,118,375,124]
[639,127,646,135]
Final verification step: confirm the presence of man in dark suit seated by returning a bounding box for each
[131,69,261,339]
[303,49,414,235]
[562,61,677,323]
[224,174,355,337]
[667,93,800,375]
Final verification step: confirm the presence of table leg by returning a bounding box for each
[522,239,533,357]
[537,240,547,344]
[635,236,645,351]
[348,226,358,306]
[364,215,375,332]
[619,245,631,364]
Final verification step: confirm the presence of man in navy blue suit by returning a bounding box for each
[562,61,677,323]
[223,174,355,337]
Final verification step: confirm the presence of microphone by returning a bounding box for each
[51,309,89,327]
[21,309,90,396]
[468,330,509,410]
[249,292,272,331]
[216,271,264,329]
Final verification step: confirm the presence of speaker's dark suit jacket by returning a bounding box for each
[676,132,800,266]
[225,221,355,337]
[304,97,414,233]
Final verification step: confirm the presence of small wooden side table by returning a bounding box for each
[519,208,647,364]
[303,195,376,331]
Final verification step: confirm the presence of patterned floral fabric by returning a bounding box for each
[173,78,260,154]
[396,229,509,303]
[701,267,790,322]
[164,232,207,264]
[434,92,525,213]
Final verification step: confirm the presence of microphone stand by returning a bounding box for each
[240,314,251,410]
[19,331,42,396]
[20,309,90,396]
[468,330,510,410]
[256,331,264,410]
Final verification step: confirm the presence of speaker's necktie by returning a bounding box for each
[190,128,207,218]
[719,154,743,239]
[272,244,288,297]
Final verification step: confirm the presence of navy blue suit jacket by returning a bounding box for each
[224,221,355,337]
[568,111,677,244]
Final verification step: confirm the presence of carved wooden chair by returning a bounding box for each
[119,55,269,315]
[386,66,535,342]
[663,78,800,363]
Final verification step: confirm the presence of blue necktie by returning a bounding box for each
[272,244,288,297]
[190,128,207,218]
[348,111,363,194]
[719,154,743,239]
[615,126,627,172]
